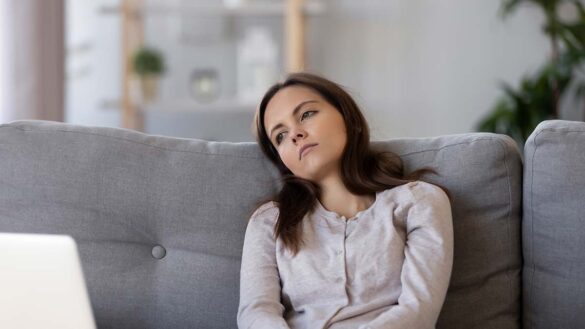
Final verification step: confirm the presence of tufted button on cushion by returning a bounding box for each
[151,245,166,259]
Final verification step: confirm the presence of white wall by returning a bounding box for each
[308,0,552,139]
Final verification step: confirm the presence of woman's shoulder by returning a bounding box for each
[382,180,449,204]
[249,201,280,224]
[244,202,281,241]
[254,200,279,213]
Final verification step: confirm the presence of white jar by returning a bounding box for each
[236,27,278,102]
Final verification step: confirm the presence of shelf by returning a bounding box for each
[139,98,258,113]
[118,0,315,131]
[100,1,325,17]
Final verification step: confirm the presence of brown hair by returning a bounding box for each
[255,72,434,255]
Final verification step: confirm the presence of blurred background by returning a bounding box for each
[0,0,583,144]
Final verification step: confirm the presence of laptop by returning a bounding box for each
[0,233,97,329]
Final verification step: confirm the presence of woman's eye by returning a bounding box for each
[275,132,285,145]
[301,110,316,121]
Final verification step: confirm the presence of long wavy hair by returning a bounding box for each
[255,72,434,255]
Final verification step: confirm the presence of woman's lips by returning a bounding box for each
[299,144,318,160]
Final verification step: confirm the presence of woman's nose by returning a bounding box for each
[291,131,305,143]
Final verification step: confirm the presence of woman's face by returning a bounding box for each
[264,85,347,183]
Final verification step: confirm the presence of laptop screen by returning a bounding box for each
[0,233,97,329]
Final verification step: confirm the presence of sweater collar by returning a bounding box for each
[313,190,382,221]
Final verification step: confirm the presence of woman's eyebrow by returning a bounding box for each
[269,100,318,138]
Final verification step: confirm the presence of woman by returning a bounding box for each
[238,72,453,329]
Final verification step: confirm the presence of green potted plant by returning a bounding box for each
[132,47,165,102]
[477,0,585,146]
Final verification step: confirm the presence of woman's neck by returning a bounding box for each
[318,175,375,219]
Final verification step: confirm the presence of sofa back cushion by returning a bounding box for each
[0,120,522,329]
[375,134,522,329]
[523,120,585,329]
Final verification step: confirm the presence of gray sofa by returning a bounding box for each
[0,119,583,329]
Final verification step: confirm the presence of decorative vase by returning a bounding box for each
[140,75,159,103]
[190,69,220,103]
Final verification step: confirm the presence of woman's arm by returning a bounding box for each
[359,182,454,329]
[237,203,291,329]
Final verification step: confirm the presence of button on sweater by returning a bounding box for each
[238,181,453,329]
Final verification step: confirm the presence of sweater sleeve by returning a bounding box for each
[358,181,454,329]
[237,202,291,329]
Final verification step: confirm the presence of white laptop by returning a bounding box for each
[0,233,97,329]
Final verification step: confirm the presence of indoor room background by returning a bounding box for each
[0,0,583,142]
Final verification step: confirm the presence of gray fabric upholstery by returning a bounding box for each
[0,120,523,329]
[0,121,281,329]
[523,120,585,329]
[376,134,522,329]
